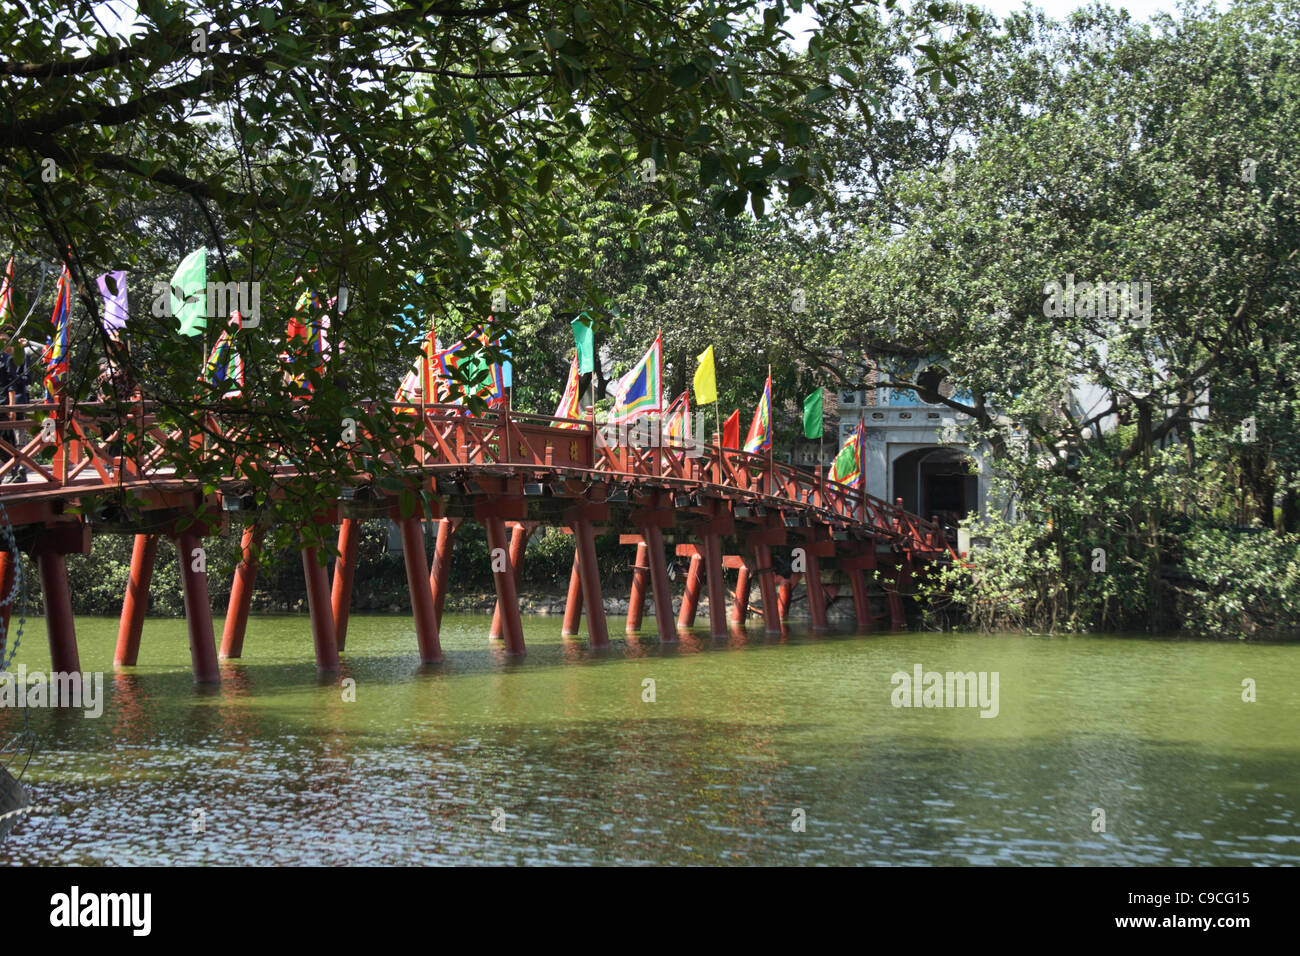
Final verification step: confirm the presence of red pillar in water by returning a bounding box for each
[400,516,443,663]
[701,534,728,639]
[176,531,220,684]
[574,519,608,649]
[428,518,460,628]
[777,572,801,620]
[750,541,782,635]
[38,552,80,675]
[115,533,157,666]
[490,523,530,641]
[0,548,13,659]
[642,525,676,644]
[331,517,360,652]
[626,541,649,633]
[805,552,828,631]
[481,515,526,656]
[731,565,750,625]
[677,551,704,629]
[561,549,583,636]
[302,542,340,672]
[220,524,262,659]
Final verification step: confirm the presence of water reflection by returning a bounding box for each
[0,614,1296,865]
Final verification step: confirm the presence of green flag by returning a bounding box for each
[571,314,594,373]
[802,387,823,439]
[171,246,207,336]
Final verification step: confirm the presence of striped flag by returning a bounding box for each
[284,285,330,393]
[436,328,505,407]
[553,352,583,427]
[743,374,772,453]
[664,389,690,443]
[42,264,72,397]
[395,326,439,406]
[201,315,245,399]
[0,258,14,326]
[611,333,662,424]
[829,419,865,488]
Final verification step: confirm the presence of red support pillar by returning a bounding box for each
[731,565,750,625]
[220,524,262,659]
[777,572,802,620]
[849,566,873,632]
[627,541,649,632]
[490,523,531,641]
[642,525,676,643]
[482,515,526,656]
[114,533,157,666]
[677,552,704,629]
[38,551,80,675]
[176,532,220,684]
[561,549,583,636]
[805,553,828,631]
[428,518,460,628]
[751,541,781,635]
[400,516,443,663]
[302,543,340,672]
[0,549,13,660]
[331,517,360,652]
[701,535,728,639]
[574,519,609,649]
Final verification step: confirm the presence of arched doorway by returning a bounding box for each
[891,447,977,533]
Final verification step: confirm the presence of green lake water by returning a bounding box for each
[1,612,1297,865]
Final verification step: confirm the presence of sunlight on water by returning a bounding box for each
[1,613,1297,865]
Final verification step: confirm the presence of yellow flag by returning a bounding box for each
[694,345,717,405]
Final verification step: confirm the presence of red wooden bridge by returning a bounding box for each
[0,396,955,683]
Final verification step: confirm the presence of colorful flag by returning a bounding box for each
[664,389,690,442]
[802,387,823,440]
[395,327,439,406]
[611,333,662,424]
[42,264,72,397]
[571,314,595,374]
[436,329,505,406]
[284,283,332,393]
[96,270,128,336]
[0,258,14,326]
[830,419,865,488]
[694,345,717,405]
[553,352,583,426]
[201,314,245,399]
[722,409,740,449]
[171,246,206,336]
[743,374,772,453]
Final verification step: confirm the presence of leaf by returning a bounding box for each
[459,113,477,149]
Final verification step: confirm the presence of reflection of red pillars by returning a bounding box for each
[849,567,873,632]
[574,519,608,649]
[491,524,530,641]
[643,525,675,643]
[115,534,157,666]
[302,544,339,672]
[731,566,750,625]
[627,542,649,632]
[777,573,801,620]
[400,516,443,663]
[701,535,728,639]
[0,549,13,658]
[751,542,781,635]
[331,518,359,652]
[482,515,525,656]
[176,532,220,684]
[221,524,262,659]
[428,518,459,627]
[677,552,703,629]
[805,553,828,631]
[38,552,80,675]
[561,550,583,636]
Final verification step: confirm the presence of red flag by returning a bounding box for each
[722,409,740,449]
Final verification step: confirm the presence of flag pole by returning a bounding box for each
[819,385,825,506]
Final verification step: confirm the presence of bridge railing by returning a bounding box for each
[0,398,952,553]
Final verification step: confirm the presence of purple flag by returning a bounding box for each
[96,270,128,334]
